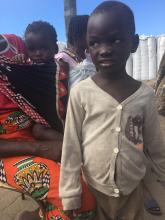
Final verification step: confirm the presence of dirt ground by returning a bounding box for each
[0,188,38,220]
[1,170,165,220]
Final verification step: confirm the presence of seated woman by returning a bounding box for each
[0,21,95,220]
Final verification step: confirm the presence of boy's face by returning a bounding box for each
[87,12,139,75]
[25,32,58,63]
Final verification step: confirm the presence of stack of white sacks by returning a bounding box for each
[126,35,165,80]
[58,35,165,81]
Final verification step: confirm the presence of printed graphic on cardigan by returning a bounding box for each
[14,157,50,200]
[125,115,144,150]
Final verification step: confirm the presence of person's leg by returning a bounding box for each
[89,183,144,220]
[89,186,121,220]
[143,175,161,216]
[143,183,161,215]
[118,183,144,220]
[89,179,161,220]
[2,156,96,220]
[159,115,165,135]
[2,156,68,220]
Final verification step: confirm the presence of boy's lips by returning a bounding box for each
[33,59,44,63]
[99,59,115,67]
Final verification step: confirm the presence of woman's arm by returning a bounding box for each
[0,124,63,162]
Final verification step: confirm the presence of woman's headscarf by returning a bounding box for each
[0,34,26,59]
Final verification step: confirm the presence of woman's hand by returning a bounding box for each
[32,123,62,141]
[32,124,63,162]
[12,53,28,64]
[35,142,62,162]
[0,124,63,162]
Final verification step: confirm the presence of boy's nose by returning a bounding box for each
[35,50,42,56]
[100,46,112,57]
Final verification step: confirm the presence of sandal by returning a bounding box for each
[144,199,162,216]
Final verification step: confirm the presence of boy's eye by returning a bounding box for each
[27,47,35,52]
[110,38,121,44]
[27,46,49,52]
[114,39,121,44]
[89,41,99,47]
[41,46,49,50]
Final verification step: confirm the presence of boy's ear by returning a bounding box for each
[131,34,139,53]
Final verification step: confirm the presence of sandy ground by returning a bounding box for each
[0,170,165,220]
[0,189,38,220]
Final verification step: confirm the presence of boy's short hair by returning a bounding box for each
[91,1,135,34]
[67,15,89,45]
[24,20,57,43]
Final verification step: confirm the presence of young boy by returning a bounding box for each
[60,1,165,220]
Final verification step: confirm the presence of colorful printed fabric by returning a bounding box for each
[56,62,69,124]
[0,154,96,220]
[55,48,80,123]
[55,49,78,70]
[0,34,28,113]
[0,34,26,59]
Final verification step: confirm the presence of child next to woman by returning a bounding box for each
[60,1,165,220]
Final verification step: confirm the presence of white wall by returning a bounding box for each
[127,35,165,80]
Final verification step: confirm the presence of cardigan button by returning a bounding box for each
[113,148,119,154]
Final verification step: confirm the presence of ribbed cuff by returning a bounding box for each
[62,196,81,210]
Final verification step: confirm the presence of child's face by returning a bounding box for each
[25,32,58,63]
[87,12,139,75]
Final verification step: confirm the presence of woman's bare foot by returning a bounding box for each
[19,209,41,220]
